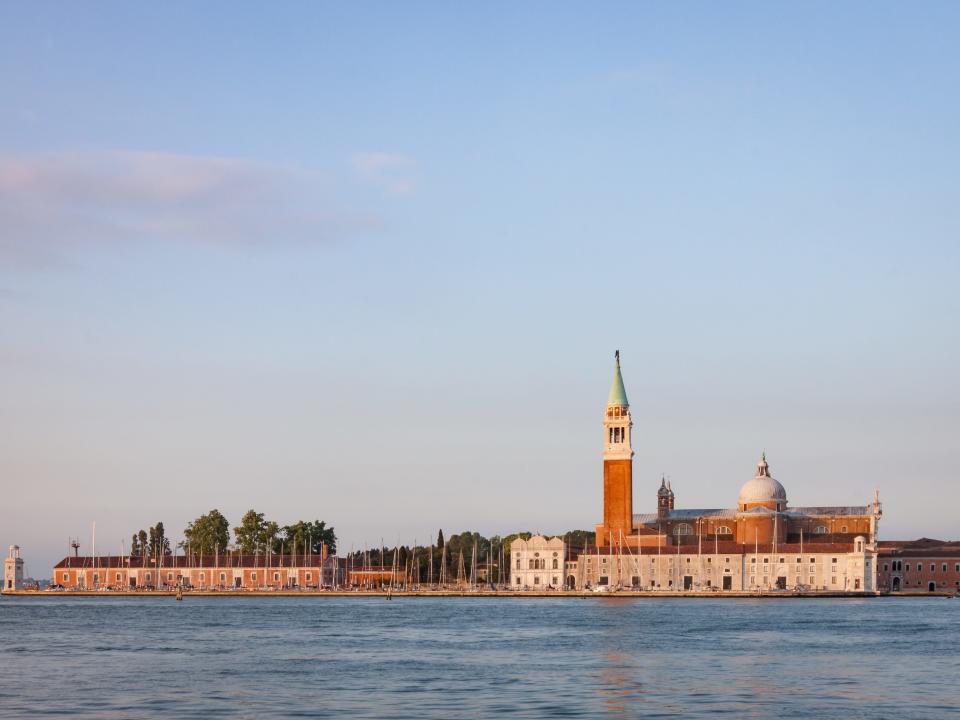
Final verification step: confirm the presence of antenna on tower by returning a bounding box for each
[70,538,80,558]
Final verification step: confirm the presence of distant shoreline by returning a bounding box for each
[4,589,955,599]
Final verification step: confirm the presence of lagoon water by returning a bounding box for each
[1,595,958,719]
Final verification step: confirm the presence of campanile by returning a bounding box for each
[600,351,633,546]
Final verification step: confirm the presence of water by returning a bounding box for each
[1,595,958,718]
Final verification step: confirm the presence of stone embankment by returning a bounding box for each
[6,589,954,598]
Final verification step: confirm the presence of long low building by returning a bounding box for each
[53,550,333,590]
[566,538,874,591]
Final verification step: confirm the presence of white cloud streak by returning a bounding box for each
[0,149,379,267]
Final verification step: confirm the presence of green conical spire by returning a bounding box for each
[607,350,629,406]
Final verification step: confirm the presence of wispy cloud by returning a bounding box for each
[0,149,379,267]
[351,152,417,195]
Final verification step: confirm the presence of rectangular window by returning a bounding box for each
[62,573,69,582]
[515,577,521,586]
[931,564,936,572]
[306,573,312,581]
[941,564,947,573]
[251,572,257,581]
[810,558,815,564]
[220,573,226,582]
[273,573,280,582]
[116,573,121,581]
[831,576,837,584]
[199,572,205,581]
[832,558,837,564]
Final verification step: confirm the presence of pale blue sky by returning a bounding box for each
[2,3,958,574]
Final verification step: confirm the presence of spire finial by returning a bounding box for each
[606,352,629,407]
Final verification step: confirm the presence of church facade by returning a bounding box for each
[569,354,883,592]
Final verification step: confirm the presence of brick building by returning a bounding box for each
[52,548,330,590]
[877,539,960,593]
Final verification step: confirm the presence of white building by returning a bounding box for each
[566,535,876,592]
[510,535,565,590]
[4,545,24,592]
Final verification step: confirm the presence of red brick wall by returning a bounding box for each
[602,459,632,545]
[878,556,960,591]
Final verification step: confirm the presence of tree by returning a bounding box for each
[130,533,142,557]
[147,522,171,557]
[233,509,278,554]
[138,530,148,556]
[182,509,230,555]
[562,529,596,552]
[276,520,337,555]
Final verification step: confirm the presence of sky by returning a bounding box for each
[1,2,958,576]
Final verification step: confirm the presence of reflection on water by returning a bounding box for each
[596,653,643,716]
[0,596,957,718]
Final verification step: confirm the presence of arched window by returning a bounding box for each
[840,525,848,533]
[674,523,693,536]
[715,525,732,536]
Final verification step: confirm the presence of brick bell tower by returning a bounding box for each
[600,351,633,547]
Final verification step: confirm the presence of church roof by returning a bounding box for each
[632,504,872,525]
[788,506,871,517]
[634,509,737,524]
[607,352,629,406]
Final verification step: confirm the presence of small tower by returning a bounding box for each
[600,351,634,546]
[657,477,674,519]
[3,545,24,592]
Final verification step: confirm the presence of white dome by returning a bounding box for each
[738,454,787,506]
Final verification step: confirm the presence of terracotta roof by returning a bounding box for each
[567,541,856,560]
[878,538,960,557]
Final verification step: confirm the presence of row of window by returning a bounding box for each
[62,571,313,584]
[515,576,560,586]
[751,557,836,564]
[883,562,959,574]
[671,524,850,535]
